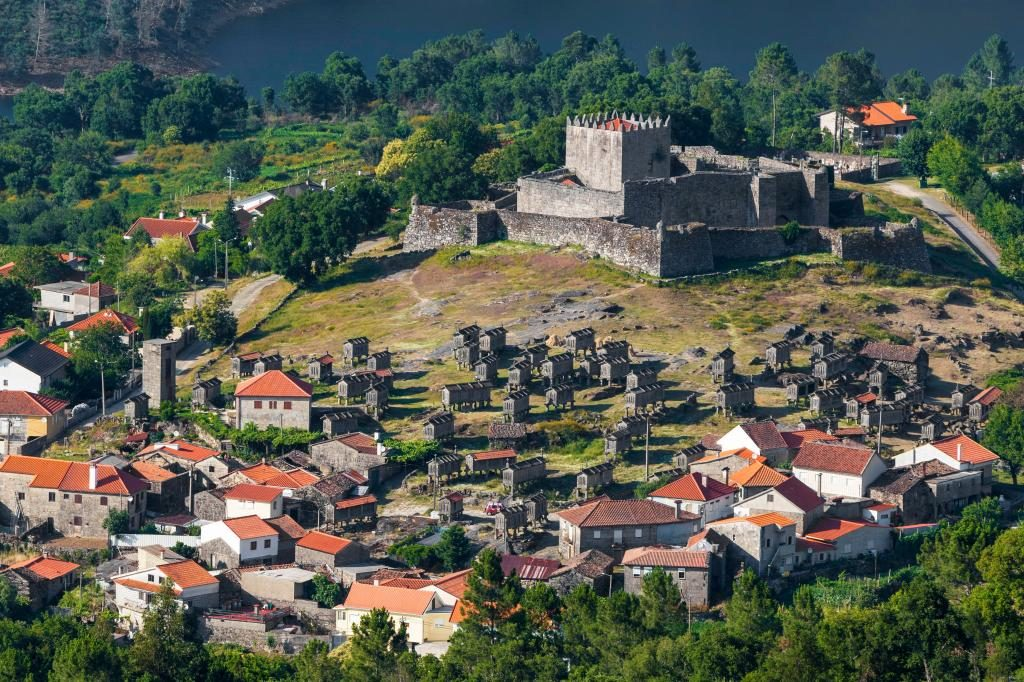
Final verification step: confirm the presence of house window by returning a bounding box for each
[62,295,71,303]
[766,494,774,502]
[254,400,263,409]
[634,528,642,538]
[63,494,69,500]
[263,539,271,548]
[73,516,82,526]
[208,466,215,473]
[283,401,292,410]
[677,569,686,579]
[269,400,278,410]
[787,535,792,545]
[148,574,155,582]
[17,492,24,501]
[765,537,772,548]
[632,567,641,577]
[74,494,82,504]
[250,541,257,550]
[593,530,601,539]
[48,493,55,502]
[100,497,108,506]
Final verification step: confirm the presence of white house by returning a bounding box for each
[0,338,69,393]
[223,483,285,520]
[113,559,219,628]
[732,476,825,534]
[791,441,888,498]
[335,581,460,645]
[34,281,116,327]
[648,472,737,525]
[199,515,279,568]
[893,434,999,493]
[717,421,790,464]
[818,101,917,147]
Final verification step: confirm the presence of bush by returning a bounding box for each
[777,220,801,244]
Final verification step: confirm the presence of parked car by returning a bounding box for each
[484,502,504,515]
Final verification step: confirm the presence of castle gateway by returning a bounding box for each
[404,113,929,277]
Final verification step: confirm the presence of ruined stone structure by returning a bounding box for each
[404,115,931,277]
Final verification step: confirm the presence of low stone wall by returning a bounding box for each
[404,204,499,251]
[708,226,829,264]
[824,220,931,273]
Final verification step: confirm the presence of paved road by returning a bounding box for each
[883,181,1001,269]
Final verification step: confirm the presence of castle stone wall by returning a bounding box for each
[708,227,829,264]
[825,220,931,273]
[630,173,756,228]
[517,176,624,219]
[403,204,500,251]
[566,120,671,192]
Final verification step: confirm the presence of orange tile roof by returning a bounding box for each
[0,328,25,348]
[140,439,220,463]
[431,569,473,599]
[930,435,999,465]
[114,577,163,593]
[865,503,897,512]
[469,449,518,462]
[847,101,918,126]
[66,308,138,334]
[235,370,312,398]
[971,386,1003,407]
[342,581,435,615]
[805,518,880,542]
[449,598,469,623]
[224,483,285,503]
[381,577,434,589]
[767,477,825,513]
[125,216,203,241]
[296,530,352,555]
[557,499,698,528]
[335,495,377,510]
[0,390,68,416]
[73,281,114,298]
[40,341,70,358]
[730,460,789,489]
[222,515,276,540]
[649,473,735,502]
[7,555,79,580]
[334,433,378,455]
[0,455,145,495]
[792,441,878,476]
[264,514,307,540]
[127,461,177,482]
[708,512,796,529]
[690,448,765,466]
[241,463,318,488]
[0,262,15,277]
[621,546,710,569]
[158,560,218,589]
[797,537,835,553]
[239,463,286,484]
[780,429,838,450]
[854,392,878,404]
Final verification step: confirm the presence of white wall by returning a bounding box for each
[225,496,281,520]
[716,425,757,454]
[0,359,43,392]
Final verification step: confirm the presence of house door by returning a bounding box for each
[613,529,623,545]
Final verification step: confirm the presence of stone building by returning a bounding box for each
[366,350,391,371]
[809,388,845,416]
[191,378,222,408]
[474,355,499,383]
[343,338,370,366]
[234,370,314,430]
[626,367,658,391]
[123,394,149,422]
[502,457,546,489]
[479,328,507,354]
[322,408,364,437]
[541,353,574,387]
[556,498,700,560]
[967,386,1002,423]
[859,342,929,384]
[545,383,576,411]
[441,382,492,411]
[503,389,531,423]
[622,547,715,608]
[507,361,532,391]
[564,328,595,356]
[307,354,334,383]
[951,384,980,416]
[337,372,375,403]
[294,530,369,568]
[577,462,614,496]
[599,357,630,385]
[142,339,176,410]
[423,412,456,441]
[711,348,735,384]
[253,353,283,376]
[199,516,280,569]
[455,342,480,370]
[705,512,797,577]
[310,433,396,488]
[126,460,191,515]
[465,449,517,476]
[810,333,835,360]
[604,429,632,456]
[598,339,630,361]
[715,383,754,415]
[1,556,79,609]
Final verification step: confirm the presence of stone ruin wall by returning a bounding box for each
[402,201,500,251]
[824,219,932,273]
[707,227,829,264]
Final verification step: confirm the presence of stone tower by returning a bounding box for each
[564,112,672,192]
[142,339,177,409]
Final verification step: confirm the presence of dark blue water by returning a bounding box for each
[206,0,1024,93]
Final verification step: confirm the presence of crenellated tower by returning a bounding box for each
[564,112,672,192]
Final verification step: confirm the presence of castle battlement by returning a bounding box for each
[567,112,671,133]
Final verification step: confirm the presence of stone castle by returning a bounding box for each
[404,113,930,277]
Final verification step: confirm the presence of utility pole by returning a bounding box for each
[98,358,107,418]
[988,69,996,88]
[644,411,651,482]
[224,168,237,196]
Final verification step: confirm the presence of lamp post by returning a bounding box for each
[218,237,237,287]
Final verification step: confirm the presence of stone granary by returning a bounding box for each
[452,325,482,351]
[951,385,981,416]
[142,339,176,410]
[600,358,630,385]
[810,388,845,416]
[783,374,816,404]
[525,492,548,526]
[765,341,791,373]
[495,504,529,539]
[813,352,850,386]
[860,401,910,431]
[625,382,665,415]
[124,394,149,422]
[322,408,363,437]
[474,355,499,383]
[598,339,630,361]
[604,429,632,456]
[810,333,835,360]
[711,348,735,384]
[525,344,548,367]
[577,462,614,496]
[859,342,929,385]
[715,382,755,415]
[503,389,531,423]
[191,377,221,408]
[616,414,649,437]
[564,328,596,356]
[968,386,1002,422]
[502,457,547,490]
[333,495,378,525]
[307,354,334,382]
[479,327,507,354]
[626,367,659,391]
[343,337,370,366]
[337,372,375,404]
[507,361,533,391]
[423,412,456,441]
[253,353,283,376]
[442,381,492,411]
[545,383,576,411]
[465,449,517,476]
[438,492,464,522]
[427,454,463,485]
[366,349,391,371]
[917,413,946,442]
[455,342,480,370]
[541,352,574,387]
[404,115,932,278]
[868,363,890,397]
[489,422,528,448]
[895,384,925,407]
[846,392,878,420]
[364,382,389,417]
[231,351,262,378]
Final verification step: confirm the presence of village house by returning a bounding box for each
[705,512,797,577]
[892,434,999,494]
[234,370,314,430]
[622,546,717,608]
[0,455,147,537]
[310,432,396,487]
[0,390,68,454]
[335,582,460,646]
[556,498,701,560]
[288,470,365,526]
[547,550,615,597]
[791,441,888,498]
[687,447,766,485]
[124,213,210,252]
[66,308,140,346]
[868,460,982,524]
[199,515,280,569]
[138,439,232,487]
[729,460,789,500]
[114,559,219,628]
[818,101,917,147]
[264,514,307,563]
[232,564,317,606]
[732,476,825,534]
[34,281,116,327]
[804,518,893,558]
[0,555,79,609]
[0,337,70,393]
[226,461,319,492]
[647,473,737,526]
[125,460,190,515]
[716,421,790,465]
[295,530,370,568]
[859,341,929,384]
[223,484,285,520]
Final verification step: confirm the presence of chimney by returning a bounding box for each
[957,443,962,462]
[159,211,165,220]
[816,472,822,497]
[88,464,97,490]
[321,178,327,190]
[373,431,381,442]
[200,212,208,225]
[901,100,909,114]
[674,500,682,519]
[722,467,730,485]
[178,210,186,218]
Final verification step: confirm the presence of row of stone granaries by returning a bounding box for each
[709,328,1003,439]
[552,417,1004,609]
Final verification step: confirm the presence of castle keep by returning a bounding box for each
[404,113,929,277]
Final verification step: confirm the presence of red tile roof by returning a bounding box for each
[700,434,723,450]
[114,577,163,593]
[335,495,377,510]
[847,101,918,127]
[6,555,79,580]
[66,308,138,334]
[649,473,735,502]
[73,282,115,298]
[708,512,796,529]
[224,483,285,503]
[792,441,879,476]
[860,341,924,364]
[0,390,68,416]
[343,582,435,615]
[235,370,313,398]
[557,499,698,528]
[381,577,434,589]
[971,386,1002,407]
[296,530,352,555]
[854,392,878,404]
[500,554,561,581]
[690,448,765,466]
[768,477,825,512]
[621,546,710,569]
[159,560,218,589]
[431,569,472,599]
[127,461,177,483]
[140,439,220,462]
[865,503,897,512]
[0,262,15,277]
[0,328,25,348]
[730,461,788,489]
[264,469,319,488]
[930,434,999,465]
[805,518,881,542]
[0,455,145,495]
[833,426,866,437]
[780,429,837,450]
[470,449,518,462]
[40,341,71,358]
[264,514,307,540]
[796,537,835,553]
[333,433,378,455]
[126,216,203,241]
[740,421,789,451]
[222,515,276,540]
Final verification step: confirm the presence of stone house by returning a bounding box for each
[791,441,888,498]
[0,455,146,537]
[556,498,700,560]
[870,460,983,524]
[199,515,280,569]
[0,339,70,394]
[622,547,715,608]
[705,512,797,577]
[804,518,892,558]
[65,308,140,346]
[794,536,837,568]
[289,471,362,525]
[547,549,615,597]
[295,530,370,568]
[264,515,307,563]
[732,476,825,534]
[0,390,68,453]
[224,484,285,520]
[488,422,527,449]
[234,370,314,430]
[0,556,79,609]
[235,565,317,605]
[193,489,227,522]
[126,460,191,515]
[124,213,210,250]
[647,473,737,526]
[138,439,232,487]
[893,434,999,494]
[114,559,219,629]
[310,432,396,488]
[728,460,789,501]
[859,341,929,384]
[335,582,459,646]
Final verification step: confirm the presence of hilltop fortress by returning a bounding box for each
[404,113,930,277]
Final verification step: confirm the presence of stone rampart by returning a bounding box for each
[517,175,624,219]
[708,227,829,264]
[824,219,931,273]
[403,202,500,251]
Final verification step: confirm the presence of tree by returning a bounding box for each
[927,135,986,196]
[919,498,1003,590]
[887,576,972,681]
[0,279,33,325]
[322,51,372,118]
[382,438,439,465]
[128,582,207,681]
[898,128,934,183]
[212,140,264,183]
[344,608,412,682]
[817,50,884,151]
[963,34,1016,90]
[176,290,237,345]
[128,236,196,291]
[694,67,745,151]
[311,574,340,608]
[434,525,472,571]
[747,586,824,682]
[968,527,1024,677]
[101,509,130,535]
[982,402,1024,484]
[49,626,122,681]
[750,42,798,148]
[60,322,132,403]
[639,568,684,635]
[885,68,931,102]
[398,142,486,204]
[293,639,343,682]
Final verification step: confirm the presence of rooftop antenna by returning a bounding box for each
[224,168,237,197]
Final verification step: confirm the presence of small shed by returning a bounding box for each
[442,381,493,410]
[503,389,531,423]
[438,492,464,522]
[503,456,546,489]
[541,353,574,386]
[333,494,377,525]
[564,328,596,355]
[343,337,370,366]
[322,408,363,437]
[231,351,262,378]
[254,353,283,375]
[525,344,548,367]
[578,358,602,383]
[479,327,507,354]
[545,383,576,411]
[597,340,630,361]
[810,332,835,359]
[366,349,391,371]
[951,384,980,416]
[625,382,665,415]
[455,342,481,370]
[860,401,909,430]
[124,393,149,422]
[813,352,849,385]
[191,377,222,407]
[599,357,630,385]
[338,373,375,403]
[715,382,755,415]
[465,449,517,475]
[423,412,456,441]
[604,429,632,456]
[711,347,735,384]
[474,354,499,383]
[365,382,390,417]
[765,341,791,372]
[488,422,528,449]
[307,354,334,382]
[626,366,659,391]
[809,388,845,416]
[428,453,463,483]
[867,362,889,396]
[918,413,946,441]
[525,492,547,526]
[577,462,614,494]
[507,361,533,391]
[968,386,1002,422]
